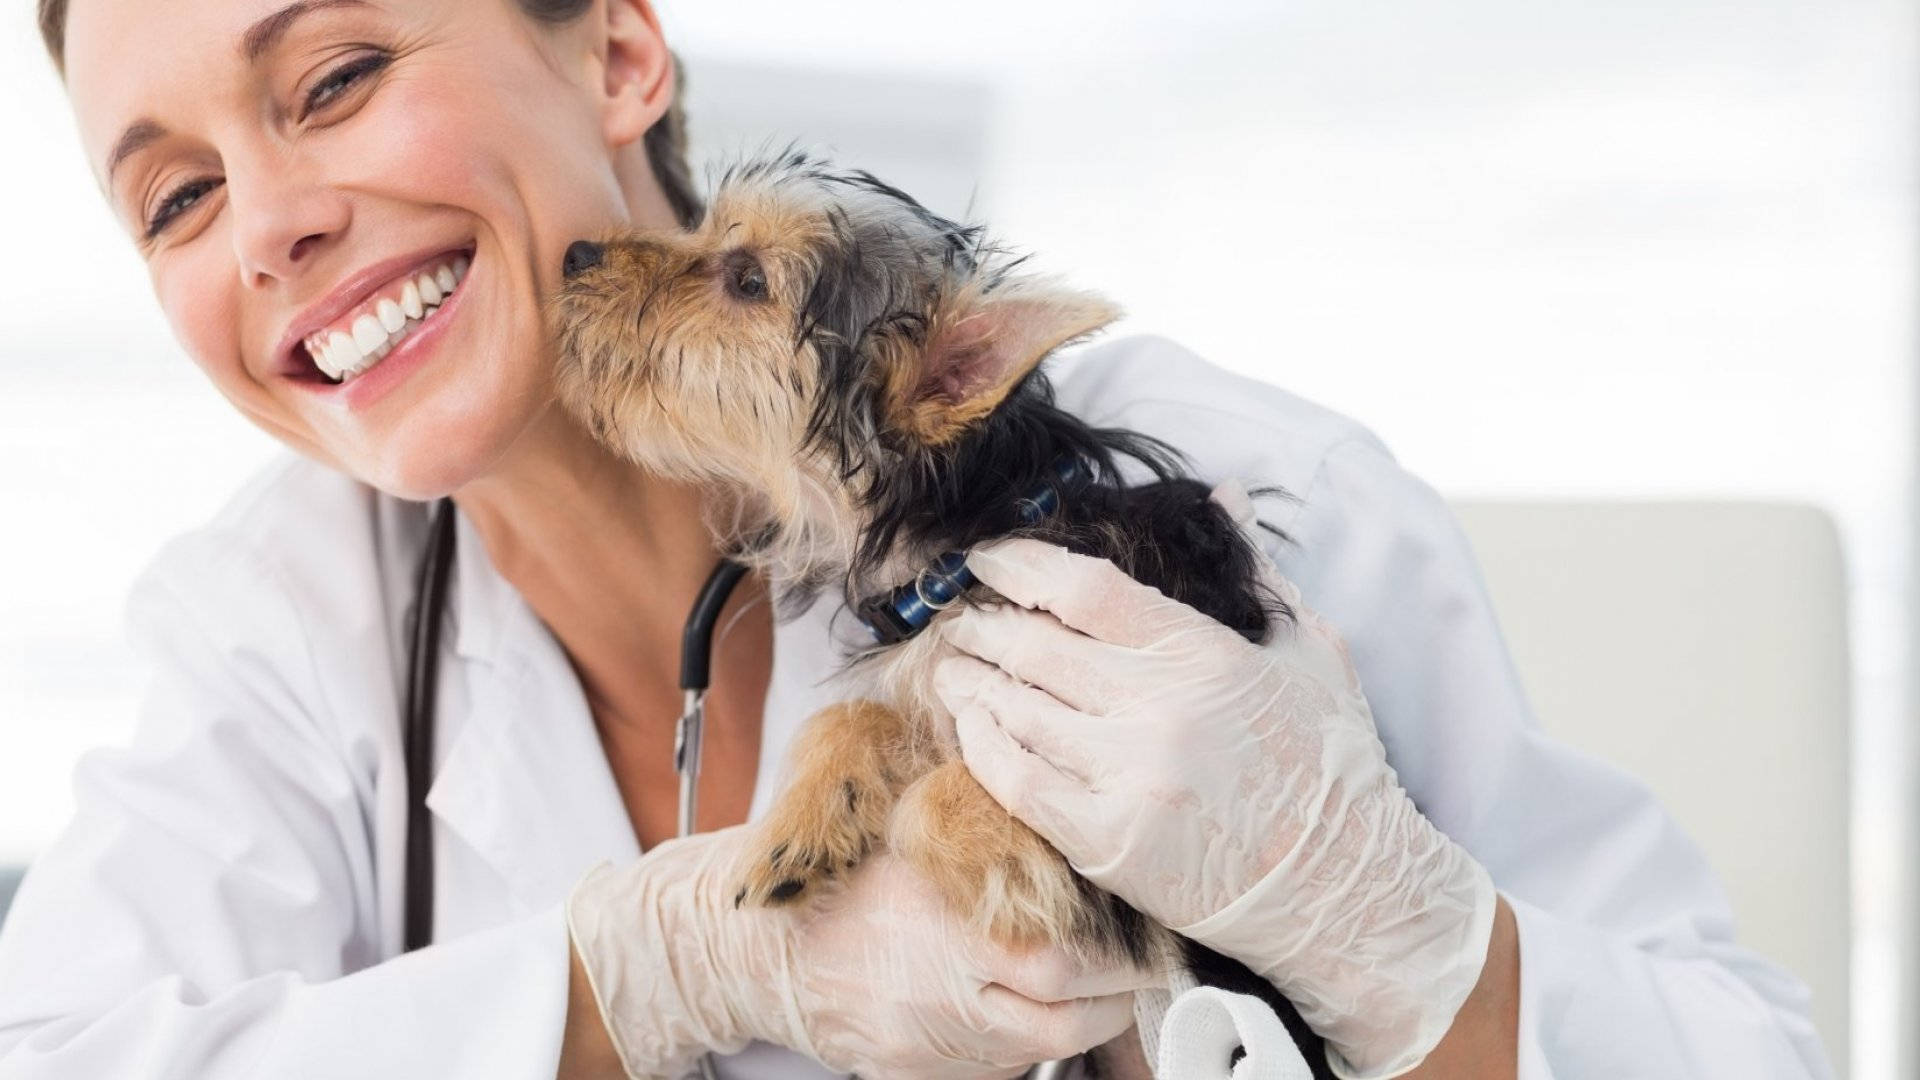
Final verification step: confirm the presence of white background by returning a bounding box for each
[0,1,1912,1075]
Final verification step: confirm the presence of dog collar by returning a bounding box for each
[855,455,1087,646]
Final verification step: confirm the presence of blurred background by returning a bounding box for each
[0,0,1912,1074]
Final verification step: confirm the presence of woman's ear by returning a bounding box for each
[885,280,1121,447]
[599,0,673,148]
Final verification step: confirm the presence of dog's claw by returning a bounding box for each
[736,831,873,909]
[735,838,853,907]
[733,749,896,910]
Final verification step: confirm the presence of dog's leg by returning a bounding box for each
[734,699,922,907]
[890,758,1095,952]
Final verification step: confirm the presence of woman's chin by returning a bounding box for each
[359,452,481,503]
[353,400,537,502]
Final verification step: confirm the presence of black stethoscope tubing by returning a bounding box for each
[401,497,458,953]
[401,497,746,952]
[398,499,1070,1080]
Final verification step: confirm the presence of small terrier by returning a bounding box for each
[552,152,1329,1076]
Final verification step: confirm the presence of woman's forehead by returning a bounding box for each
[64,0,373,184]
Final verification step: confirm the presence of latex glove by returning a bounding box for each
[934,536,1496,1079]
[567,824,1146,1079]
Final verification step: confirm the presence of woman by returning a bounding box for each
[0,1,1833,1077]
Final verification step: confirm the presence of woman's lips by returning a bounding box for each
[317,250,477,414]
[273,243,474,382]
[302,253,471,383]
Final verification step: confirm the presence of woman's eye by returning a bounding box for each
[726,254,770,302]
[300,52,391,121]
[145,177,223,240]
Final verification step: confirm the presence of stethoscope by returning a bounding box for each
[400,492,1081,1080]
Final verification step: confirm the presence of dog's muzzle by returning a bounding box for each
[563,240,605,279]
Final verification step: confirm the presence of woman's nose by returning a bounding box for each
[227,160,351,288]
[563,241,604,279]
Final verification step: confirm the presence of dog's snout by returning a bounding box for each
[562,240,604,279]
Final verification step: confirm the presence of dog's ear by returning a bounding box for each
[885,279,1120,446]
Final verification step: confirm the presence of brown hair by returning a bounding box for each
[35,0,703,227]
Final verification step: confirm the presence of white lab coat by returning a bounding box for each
[0,335,1833,1080]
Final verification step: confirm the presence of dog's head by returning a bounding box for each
[550,152,1119,573]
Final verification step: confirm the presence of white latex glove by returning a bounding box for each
[933,534,1497,1079]
[567,824,1147,1079]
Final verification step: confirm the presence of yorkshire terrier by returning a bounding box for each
[551,151,1330,1078]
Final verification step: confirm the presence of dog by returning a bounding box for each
[551,151,1331,1078]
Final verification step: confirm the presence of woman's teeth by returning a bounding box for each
[303,255,470,383]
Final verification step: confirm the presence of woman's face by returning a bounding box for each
[62,0,670,498]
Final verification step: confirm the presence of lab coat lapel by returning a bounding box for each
[418,506,868,908]
[424,510,640,913]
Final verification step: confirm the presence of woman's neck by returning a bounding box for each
[452,403,735,729]
[453,403,772,844]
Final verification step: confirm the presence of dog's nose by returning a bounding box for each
[562,240,604,279]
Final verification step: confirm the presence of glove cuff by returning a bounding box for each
[1176,811,1498,1079]
[566,852,769,1078]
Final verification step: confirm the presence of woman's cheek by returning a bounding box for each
[153,245,246,392]
[404,44,631,249]
[357,72,490,206]
[351,58,607,317]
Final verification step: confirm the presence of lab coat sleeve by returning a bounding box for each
[0,537,572,1079]
[1276,435,1835,1079]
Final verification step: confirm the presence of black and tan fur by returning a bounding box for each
[551,151,1331,1077]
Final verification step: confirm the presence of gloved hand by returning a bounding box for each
[932,531,1497,1079]
[567,824,1147,1079]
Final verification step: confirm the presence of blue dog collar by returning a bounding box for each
[855,456,1086,646]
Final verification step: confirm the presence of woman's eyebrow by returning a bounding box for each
[106,119,167,184]
[103,0,372,189]
[242,0,371,63]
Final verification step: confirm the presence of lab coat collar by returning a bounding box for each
[448,507,510,666]
[422,502,871,907]
[425,505,640,910]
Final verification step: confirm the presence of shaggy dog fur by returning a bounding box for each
[551,151,1331,1078]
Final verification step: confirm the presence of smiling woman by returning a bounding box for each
[0,2,1845,1079]
[40,0,705,500]
[0,2,1165,1078]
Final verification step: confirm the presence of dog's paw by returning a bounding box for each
[733,775,889,908]
[891,760,1085,951]
[733,700,918,908]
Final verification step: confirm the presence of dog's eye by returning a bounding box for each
[725,252,771,302]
